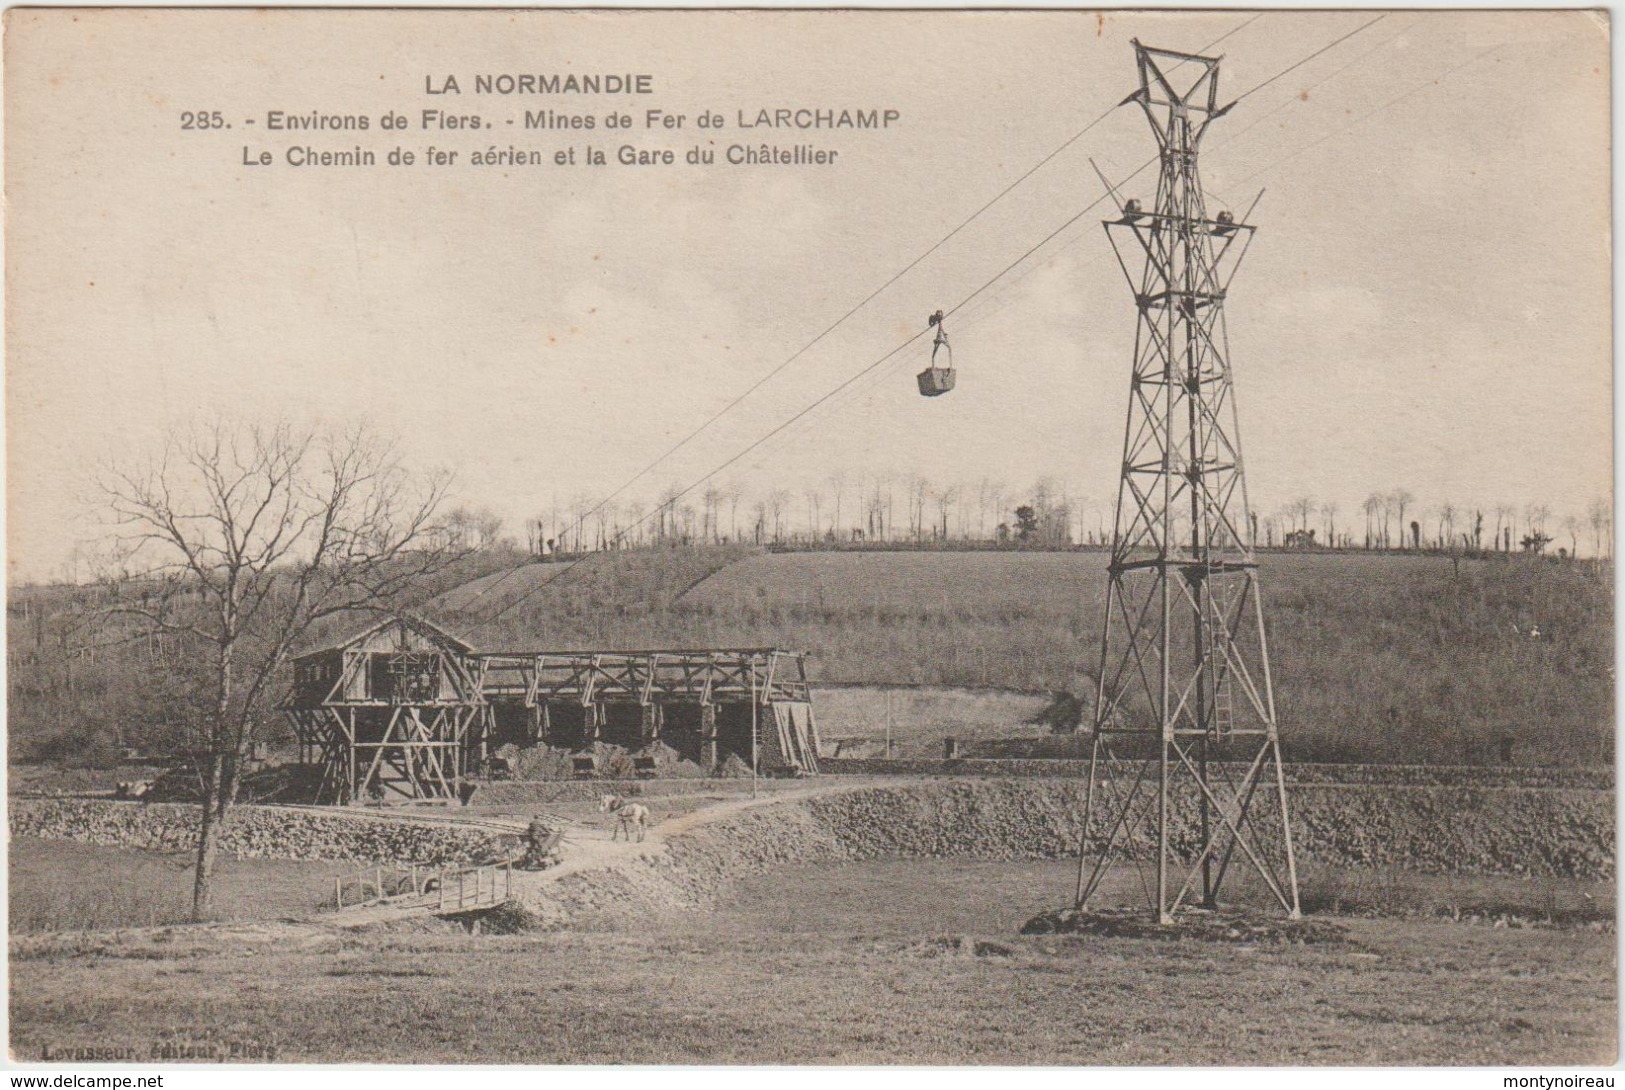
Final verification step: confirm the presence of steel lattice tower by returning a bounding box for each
[1076,41,1300,923]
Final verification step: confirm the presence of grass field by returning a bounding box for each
[707,860,1615,936]
[10,856,1615,1064]
[8,781,1615,1064]
[8,838,340,932]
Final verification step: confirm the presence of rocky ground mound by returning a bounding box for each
[1020,906,1353,945]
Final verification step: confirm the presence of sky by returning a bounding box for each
[5,9,1613,581]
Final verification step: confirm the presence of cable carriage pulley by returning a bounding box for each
[916,309,955,397]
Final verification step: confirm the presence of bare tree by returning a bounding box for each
[865,483,885,541]
[596,501,620,551]
[655,484,683,545]
[1320,501,1339,549]
[1390,490,1414,549]
[625,501,646,548]
[882,474,896,542]
[906,474,930,542]
[1525,503,1552,540]
[1436,502,1456,552]
[828,471,847,542]
[441,504,504,550]
[701,486,722,544]
[471,508,503,549]
[1561,513,1581,558]
[1362,493,1383,549]
[1062,485,1084,545]
[767,489,791,543]
[569,493,594,553]
[1494,503,1516,553]
[1288,496,1316,535]
[933,483,960,541]
[100,419,457,920]
[804,486,824,542]
[725,483,744,544]
[751,497,768,545]
[1589,497,1612,559]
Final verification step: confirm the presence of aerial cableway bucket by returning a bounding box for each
[916,309,955,397]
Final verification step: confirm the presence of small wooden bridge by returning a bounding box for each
[333,861,515,916]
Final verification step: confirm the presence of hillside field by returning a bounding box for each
[8,546,1613,768]
[441,548,1613,767]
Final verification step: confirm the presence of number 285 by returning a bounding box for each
[181,111,227,130]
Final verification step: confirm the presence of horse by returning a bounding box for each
[599,794,650,843]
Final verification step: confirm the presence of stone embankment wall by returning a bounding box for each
[817,759,1613,791]
[9,799,509,866]
[792,780,1614,880]
[650,779,1615,884]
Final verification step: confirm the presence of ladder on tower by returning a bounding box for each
[1204,552,1235,737]
[1209,648,1235,736]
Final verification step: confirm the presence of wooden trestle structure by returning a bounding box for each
[283,617,819,804]
[283,617,484,805]
[471,648,818,773]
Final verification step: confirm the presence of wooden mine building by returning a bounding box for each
[283,616,819,804]
[284,617,484,805]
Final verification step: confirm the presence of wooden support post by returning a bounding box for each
[335,876,343,910]
[751,657,760,799]
[700,704,718,770]
[641,702,659,744]
[347,709,359,806]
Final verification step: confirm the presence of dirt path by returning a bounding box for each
[328,780,858,927]
[510,780,856,889]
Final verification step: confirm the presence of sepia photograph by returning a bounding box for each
[2,6,1615,1068]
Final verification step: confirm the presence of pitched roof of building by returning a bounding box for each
[292,612,476,659]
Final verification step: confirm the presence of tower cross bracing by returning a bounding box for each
[1077,41,1300,924]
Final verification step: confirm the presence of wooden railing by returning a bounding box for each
[432,863,514,913]
[333,862,514,914]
